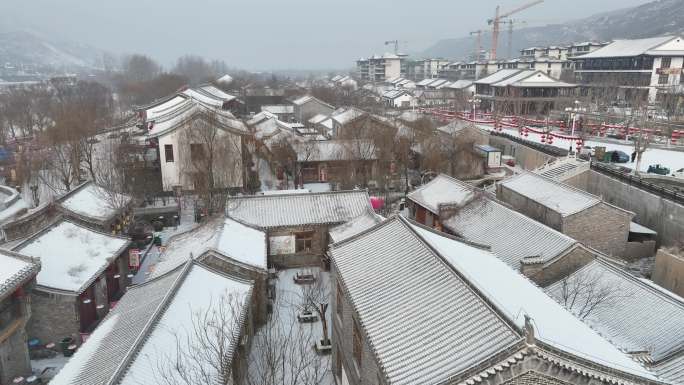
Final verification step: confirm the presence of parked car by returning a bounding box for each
[605,150,630,163]
[579,146,595,158]
[647,164,670,175]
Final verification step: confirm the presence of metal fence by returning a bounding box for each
[590,162,684,205]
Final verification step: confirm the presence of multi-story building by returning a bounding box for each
[571,35,684,102]
[567,41,609,58]
[406,58,450,81]
[356,53,407,83]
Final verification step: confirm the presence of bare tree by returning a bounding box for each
[122,54,161,83]
[297,273,331,346]
[555,268,631,320]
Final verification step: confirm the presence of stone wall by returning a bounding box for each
[562,203,631,258]
[0,294,32,385]
[27,289,79,345]
[1,204,59,242]
[652,249,684,298]
[331,266,382,385]
[488,136,556,170]
[566,170,684,248]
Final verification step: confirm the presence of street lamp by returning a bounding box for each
[468,98,481,119]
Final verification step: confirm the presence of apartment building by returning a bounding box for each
[571,35,684,102]
[356,53,407,83]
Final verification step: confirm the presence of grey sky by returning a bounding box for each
[1,0,652,70]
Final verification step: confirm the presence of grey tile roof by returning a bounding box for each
[442,198,578,269]
[331,218,521,385]
[546,258,684,363]
[499,172,601,216]
[50,261,254,385]
[652,352,684,385]
[332,216,662,384]
[0,249,39,301]
[328,210,383,244]
[227,190,372,228]
[406,174,475,214]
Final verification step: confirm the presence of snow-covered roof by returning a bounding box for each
[217,74,233,84]
[50,261,253,385]
[152,217,267,278]
[14,220,130,293]
[406,174,474,214]
[182,88,224,108]
[331,216,659,385]
[0,185,28,224]
[227,190,372,229]
[261,104,294,114]
[328,210,383,243]
[57,181,131,223]
[142,95,190,121]
[652,353,684,385]
[499,172,601,216]
[198,84,236,101]
[578,36,677,59]
[447,79,473,89]
[292,95,334,110]
[416,78,435,87]
[546,258,684,362]
[146,102,247,138]
[294,139,377,162]
[474,69,521,85]
[442,197,579,269]
[308,113,329,125]
[0,249,39,300]
[331,107,365,126]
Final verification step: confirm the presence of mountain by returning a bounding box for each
[419,0,684,60]
[0,30,106,74]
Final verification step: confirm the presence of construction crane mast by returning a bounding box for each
[506,20,527,59]
[385,40,399,55]
[488,0,543,60]
[469,30,483,61]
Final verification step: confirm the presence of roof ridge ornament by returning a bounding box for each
[524,314,536,346]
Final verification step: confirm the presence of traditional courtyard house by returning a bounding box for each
[261,104,295,122]
[49,260,255,385]
[328,209,383,245]
[545,257,684,385]
[13,219,131,345]
[292,95,335,124]
[381,89,416,108]
[295,140,379,188]
[144,101,248,193]
[0,203,59,244]
[408,174,600,285]
[149,216,268,324]
[475,68,577,115]
[55,181,133,234]
[330,215,666,385]
[0,250,40,384]
[181,84,239,110]
[570,36,684,102]
[226,190,372,267]
[498,172,635,258]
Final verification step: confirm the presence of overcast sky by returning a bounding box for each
[1,0,652,70]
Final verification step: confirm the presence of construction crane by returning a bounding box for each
[488,0,544,60]
[505,19,528,59]
[385,40,400,55]
[470,30,484,61]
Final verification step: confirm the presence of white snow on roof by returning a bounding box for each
[59,183,130,221]
[499,172,600,216]
[152,217,267,278]
[406,174,474,214]
[16,221,129,292]
[261,105,294,114]
[448,79,473,89]
[308,113,329,125]
[578,36,675,59]
[329,210,383,243]
[475,69,522,85]
[217,74,233,84]
[145,96,189,121]
[182,88,224,108]
[199,84,235,101]
[120,264,252,385]
[0,194,27,224]
[0,251,37,297]
[492,70,537,87]
[332,108,365,125]
[412,225,660,380]
[629,221,657,235]
[292,95,313,105]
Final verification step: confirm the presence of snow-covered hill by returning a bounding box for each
[420,0,684,60]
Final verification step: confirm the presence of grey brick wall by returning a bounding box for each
[502,370,572,385]
[27,289,80,345]
[496,185,563,231]
[0,292,32,385]
[526,246,596,287]
[331,266,383,385]
[268,226,329,268]
[295,101,334,124]
[562,203,631,257]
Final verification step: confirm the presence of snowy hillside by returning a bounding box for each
[420,0,684,60]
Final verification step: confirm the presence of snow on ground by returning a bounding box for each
[31,353,70,382]
[60,183,129,221]
[247,268,333,385]
[477,124,684,173]
[16,221,129,292]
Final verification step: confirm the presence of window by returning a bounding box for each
[336,283,344,318]
[190,143,205,162]
[164,144,174,162]
[295,231,314,252]
[658,74,669,85]
[661,57,672,69]
[353,320,362,368]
